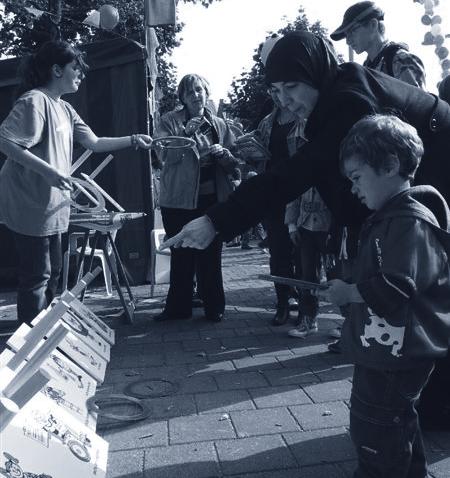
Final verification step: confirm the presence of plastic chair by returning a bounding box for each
[149,228,171,297]
[62,231,114,296]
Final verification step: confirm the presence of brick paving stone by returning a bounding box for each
[107,449,144,477]
[234,326,274,336]
[163,330,201,342]
[164,350,209,365]
[231,407,301,437]
[215,371,269,390]
[313,364,354,382]
[289,401,350,430]
[284,427,356,466]
[428,453,450,478]
[169,413,236,444]
[232,355,282,371]
[188,361,236,374]
[196,390,255,414]
[221,336,262,349]
[249,385,312,409]
[248,345,294,358]
[99,419,168,451]
[143,442,220,478]
[231,463,347,478]
[303,379,352,403]
[182,338,223,352]
[208,348,251,361]
[199,328,237,339]
[178,373,218,394]
[141,395,197,419]
[276,354,328,370]
[215,435,297,475]
[263,368,318,387]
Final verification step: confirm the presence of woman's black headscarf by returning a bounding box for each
[265,31,339,94]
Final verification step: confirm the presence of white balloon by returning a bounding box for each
[431,23,442,36]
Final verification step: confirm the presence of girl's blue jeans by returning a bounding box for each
[12,230,62,324]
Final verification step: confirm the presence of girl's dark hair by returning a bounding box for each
[17,40,89,97]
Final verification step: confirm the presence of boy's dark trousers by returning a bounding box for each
[350,362,434,478]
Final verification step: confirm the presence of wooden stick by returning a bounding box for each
[0,396,19,433]
[10,368,51,408]
[4,324,68,397]
[70,149,93,174]
[81,173,125,212]
[258,274,328,291]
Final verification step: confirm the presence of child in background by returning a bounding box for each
[0,40,152,325]
[285,187,331,338]
[319,114,450,477]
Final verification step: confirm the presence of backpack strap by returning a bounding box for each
[380,43,405,77]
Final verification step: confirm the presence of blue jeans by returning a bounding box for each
[12,231,62,324]
[351,363,434,478]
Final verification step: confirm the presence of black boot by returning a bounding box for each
[271,306,290,326]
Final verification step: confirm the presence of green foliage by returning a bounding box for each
[226,7,337,130]
[0,0,220,114]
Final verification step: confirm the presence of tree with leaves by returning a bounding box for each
[0,0,220,114]
[226,7,337,130]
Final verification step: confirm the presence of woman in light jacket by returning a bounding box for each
[154,74,239,322]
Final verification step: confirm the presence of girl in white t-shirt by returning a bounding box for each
[0,40,152,324]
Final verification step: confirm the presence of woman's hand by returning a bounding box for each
[316,279,363,306]
[46,168,73,191]
[235,133,270,162]
[185,117,204,136]
[160,215,217,250]
[289,230,301,246]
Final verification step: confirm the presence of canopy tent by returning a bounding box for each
[0,38,154,285]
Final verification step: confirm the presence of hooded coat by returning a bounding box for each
[342,186,450,370]
[207,32,450,240]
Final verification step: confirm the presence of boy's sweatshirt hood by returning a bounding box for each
[370,185,450,233]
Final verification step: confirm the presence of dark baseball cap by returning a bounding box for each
[330,1,384,41]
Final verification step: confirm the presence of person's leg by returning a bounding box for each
[289,229,324,338]
[195,194,225,321]
[46,233,62,305]
[350,363,434,478]
[160,207,195,318]
[196,235,225,320]
[266,205,294,325]
[13,231,53,324]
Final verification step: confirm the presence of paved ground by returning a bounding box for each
[1,243,449,477]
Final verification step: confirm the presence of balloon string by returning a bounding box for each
[24,6,146,49]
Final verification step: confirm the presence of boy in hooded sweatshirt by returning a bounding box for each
[319,114,450,478]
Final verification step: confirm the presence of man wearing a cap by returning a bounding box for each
[331,1,426,89]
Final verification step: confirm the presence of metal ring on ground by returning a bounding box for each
[124,378,179,399]
[152,136,196,150]
[86,394,150,421]
[70,177,106,213]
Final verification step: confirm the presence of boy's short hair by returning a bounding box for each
[339,114,424,181]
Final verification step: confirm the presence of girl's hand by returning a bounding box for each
[136,134,153,149]
[46,168,73,191]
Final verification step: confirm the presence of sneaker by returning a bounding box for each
[327,339,342,354]
[288,317,318,338]
[288,297,299,310]
[329,326,342,339]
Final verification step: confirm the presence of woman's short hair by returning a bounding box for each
[17,40,88,96]
[177,74,210,104]
[339,114,424,181]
